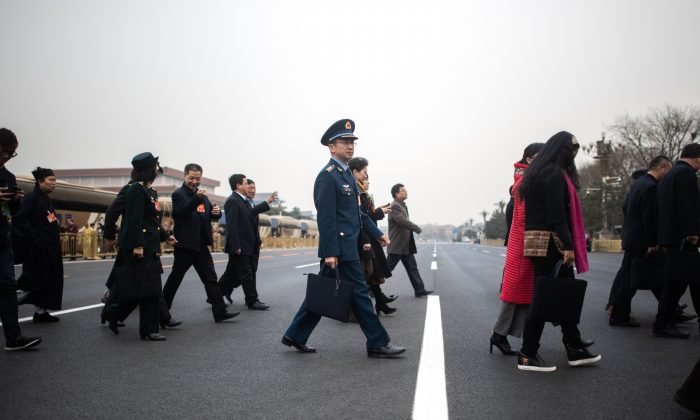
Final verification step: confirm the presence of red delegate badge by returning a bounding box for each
[197,204,205,213]
[46,212,57,223]
[154,200,161,211]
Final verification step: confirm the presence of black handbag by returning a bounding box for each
[114,258,162,300]
[529,261,588,324]
[630,253,664,290]
[304,269,354,323]
[665,240,700,286]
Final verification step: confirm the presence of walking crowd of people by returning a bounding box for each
[1,120,698,414]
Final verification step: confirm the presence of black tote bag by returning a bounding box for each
[305,269,354,323]
[665,240,700,286]
[529,261,588,325]
[630,253,664,290]
[114,259,162,301]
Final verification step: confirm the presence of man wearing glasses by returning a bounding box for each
[0,128,41,350]
[281,119,405,358]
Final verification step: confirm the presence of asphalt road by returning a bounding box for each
[1,243,698,419]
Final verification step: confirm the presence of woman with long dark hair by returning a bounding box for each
[349,157,397,315]
[103,152,175,341]
[516,131,600,372]
[489,142,544,355]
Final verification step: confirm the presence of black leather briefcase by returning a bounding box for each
[114,259,162,301]
[529,261,588,325]
[305,270,354,323]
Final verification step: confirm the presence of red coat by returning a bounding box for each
[500,163,535,304]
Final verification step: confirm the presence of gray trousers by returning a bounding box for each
[492,300,529,338]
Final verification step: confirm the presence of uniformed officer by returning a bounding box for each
[281,119,406,358]
[103,152,175,341]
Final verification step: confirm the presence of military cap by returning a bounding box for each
[320,119,357,146]
[131,152,159,171]
[32,167,54,181]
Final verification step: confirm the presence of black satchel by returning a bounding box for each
[114,258,162,301]
[630,253,664,290]
[529,261,588,325]
[305,269,354,323]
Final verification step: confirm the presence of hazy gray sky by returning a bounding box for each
[2,1,698,225]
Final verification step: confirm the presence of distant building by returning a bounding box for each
[52,166,228,204]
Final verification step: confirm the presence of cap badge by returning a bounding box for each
[345,121,352,130]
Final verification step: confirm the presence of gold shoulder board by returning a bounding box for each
[325,165,334,173]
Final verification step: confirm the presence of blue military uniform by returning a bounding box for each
[284,119,391,351]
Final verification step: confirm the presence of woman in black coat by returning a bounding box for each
[349,157,397,315]
[517,131,599,372]
[103,153,175,341]
[13,167,63,322]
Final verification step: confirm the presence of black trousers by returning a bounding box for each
[163,247,227,317]
[106,296,160,336]
[654,249,700,330]
[520,239,581,358]
[0,244,20,342]
[218,253,258,305]
[610,249,644,321]
[386,253,426,293]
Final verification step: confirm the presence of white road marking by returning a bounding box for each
[433,254,437,258]
[1,303,105,326]
[412,295,448,420]
[500,254,506,257]
[431,261,438,270]
[481,250,490,254]
[295,262,319,269]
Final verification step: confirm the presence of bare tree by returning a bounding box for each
[609,104,699,169]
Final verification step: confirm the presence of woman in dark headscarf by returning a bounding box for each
[490,142,543,355]
[13,167,63,322]
[516,131,600,372]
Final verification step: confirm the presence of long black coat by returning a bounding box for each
[658,160,700,248]
[622,174,659,251]
[224,192,256,255]
[119,182,168,254]
[103,181,133,242]
[12,185,63,309]
[359,191,392,282]
[171,184,220,251]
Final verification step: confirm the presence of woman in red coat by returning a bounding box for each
[490,143,544,355]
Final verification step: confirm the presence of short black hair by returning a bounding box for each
[631,169,647,180]
[0,128,18,149]
[247,179,255,185]
[680,143,700,159]
[348,157,369,172]
[647,155,671,171]
[184,163,203,174]
[229,174,246,190]
[391,183,404,198]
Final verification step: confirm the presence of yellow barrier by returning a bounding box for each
[592,239,622,253]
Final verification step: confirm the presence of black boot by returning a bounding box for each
[371,285,396,316]
[489,332,517,355]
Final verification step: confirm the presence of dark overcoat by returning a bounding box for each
[387,199,421,255]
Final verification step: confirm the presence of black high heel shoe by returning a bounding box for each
[489,332,517,355]
[141,333,167,341]
[375,301,397,316]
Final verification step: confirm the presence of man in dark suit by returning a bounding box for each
[609,156,672,327]
[244,179,277,285]
[218,174,268,310]
[653,143,700,338]
[386,183,432,297]
[162,164,239,322]
[281,119,405,358]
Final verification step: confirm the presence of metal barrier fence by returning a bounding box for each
[59,233,318,260]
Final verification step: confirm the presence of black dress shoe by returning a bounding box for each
[161,318,183,329]
[247,301,270,310]
[414,290,433,297]
[141,333,167,341]
[33,312,60,323]
[214,311,240,322]
[368,343,406,358]
[108,319,119,335]
[382,293,399,303]
[490,332,518,355]
[653,324,690,339]
[282,335,316,353]
[672,312,698,323]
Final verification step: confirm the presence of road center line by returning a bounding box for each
[295,262,319,269]
[1,303,105,326]
[430,261,438,270]
[412,295,448,420]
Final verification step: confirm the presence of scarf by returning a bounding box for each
[563,171,589,274]
[356,180,376,214]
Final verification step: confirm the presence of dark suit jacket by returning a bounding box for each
[248,200,270,249]
[622,174,659,251]
[171,184,221,251]
[658,160,700,248]
[314,159,382,261]
[387,199,421,255]
[224,192,256,255]
[120,182,167,254]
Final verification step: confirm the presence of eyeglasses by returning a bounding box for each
[332,140,357,146]
[0,150,17,159]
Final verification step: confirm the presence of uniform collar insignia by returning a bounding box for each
[325,165,335,173]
